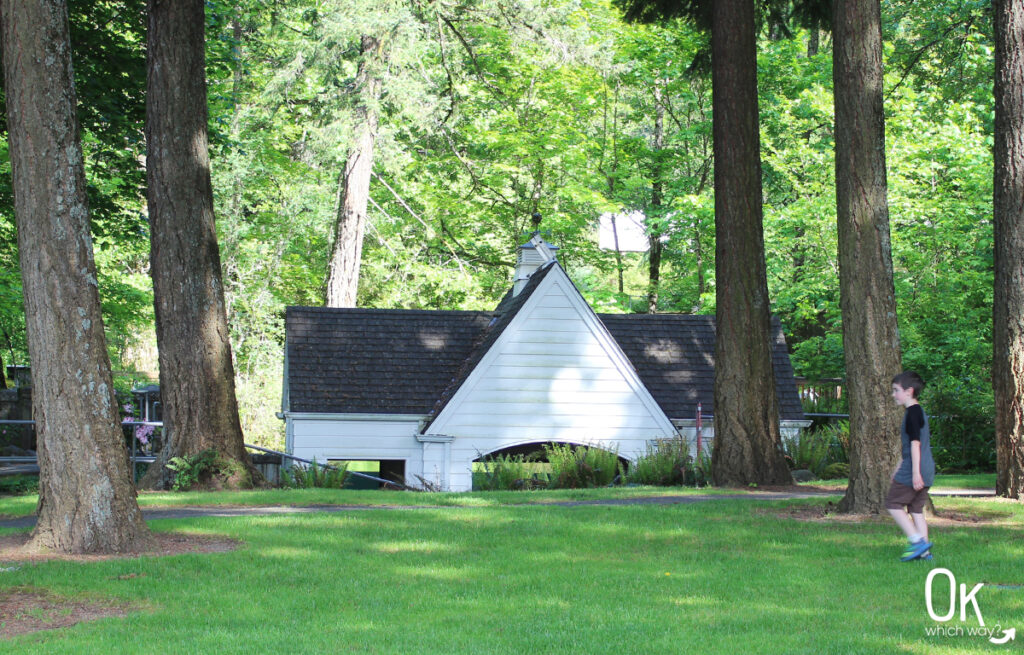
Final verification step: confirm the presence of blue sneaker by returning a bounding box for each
[920,551,933,561]
[901,540,932,562]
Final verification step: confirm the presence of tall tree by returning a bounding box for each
[1,0,149,552]
[993,0,1024,500]
[647,83,665,314]
[708,0,792,486]
[832,0,904,513]
[325,34,384,308]
[142,0,257,488]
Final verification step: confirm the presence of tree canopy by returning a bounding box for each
[0,0,999,467]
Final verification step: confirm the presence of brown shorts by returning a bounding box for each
[886,480,930,513]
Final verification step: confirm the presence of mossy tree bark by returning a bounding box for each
[1,0,149,552]
[994,0,1024,500]
[709,0,792,487]
[142,0,258,489]
[833,0,904,513]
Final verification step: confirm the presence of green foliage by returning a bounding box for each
[472,453,546,491]
[280,459,350,489]
[781,429,832,477]
[0,474,39,496]
[821,462,849,480]
[165,449,253,491]
[628,438,688,486]
[544,443,623,489]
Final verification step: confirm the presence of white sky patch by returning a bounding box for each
[598,211,649,252]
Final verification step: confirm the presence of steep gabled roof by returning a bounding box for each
[421,260,558,427]
[285,306,492,414]
[598,314,805,422]
[284,267,805,423]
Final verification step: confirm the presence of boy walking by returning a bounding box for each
[886,371,936,561]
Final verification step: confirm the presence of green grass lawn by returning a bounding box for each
[1,490,1021,654]
[806,473,998,492]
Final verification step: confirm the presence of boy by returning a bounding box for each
[886,371,936,562]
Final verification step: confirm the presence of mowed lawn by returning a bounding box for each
[1,490,1022,654]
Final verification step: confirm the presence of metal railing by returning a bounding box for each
[0,419,406,489]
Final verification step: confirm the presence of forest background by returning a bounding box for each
[0,0,995,470]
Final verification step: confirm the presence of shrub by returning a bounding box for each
[280,459,349,489]
[821,462,849,480]
[545,443,623,489]
[628,439,690,486]
[0,474,38,495]
[165,449,254,491]
[781,429,832,477]
[472,453,545,491]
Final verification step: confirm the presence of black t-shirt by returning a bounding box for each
[905,404,925,442]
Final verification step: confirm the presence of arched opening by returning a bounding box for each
[472,441,629,490]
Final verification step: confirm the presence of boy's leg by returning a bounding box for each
[911,513,928,542]
[887,508,918,540]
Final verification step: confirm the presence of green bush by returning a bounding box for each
[472,453,545,491]
[545,443,623,489]
[0,474,39,495]
[782,429,832,477]
[165,449,254,491]
[821,462,849,480]
[628,439,689,486]
[280,459,349,489]
[166,449,222,491]
[627,439,712,487]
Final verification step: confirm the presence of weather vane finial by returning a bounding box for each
[531,212,542,232]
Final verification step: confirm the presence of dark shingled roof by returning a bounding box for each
[285,306,493,414]
[285,268,805,422]
[597,314,805,422]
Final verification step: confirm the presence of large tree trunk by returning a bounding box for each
[325,35,382,308]
[833,0,904,513]
[994,0,1024,500]
[709,0,792,487]
[142,0,257,489]
[1,0,149,553]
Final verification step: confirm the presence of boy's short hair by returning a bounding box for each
[892,371,926,398]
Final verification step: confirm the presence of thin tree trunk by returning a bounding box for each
[326,35,382,308]
[610,214,625,294]
[1,0,149,553]
[709,0,792,487]
[648,85,665,314]
[993,0,1024,500]
[142,0,257,489]
[833,0,904,513]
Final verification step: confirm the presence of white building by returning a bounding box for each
[281,233,809,491]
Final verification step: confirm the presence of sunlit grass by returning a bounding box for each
[0,494,1020,654]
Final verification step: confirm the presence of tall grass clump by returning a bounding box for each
[280,459,349,489]
[628,439,711,487]
[473,453,545,490]
[627,438,688,486]
[545,443,623,489]
[782,428,834,478]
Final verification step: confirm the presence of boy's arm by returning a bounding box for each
[910,440,924,490]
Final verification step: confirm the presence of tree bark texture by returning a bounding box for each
[325,35,382,308]
[648,87,664,314]
[709,0,792,487]
[1,0,149,552]
[833,0,904,513]
[143,0,255,488]
[994,0,1024,500]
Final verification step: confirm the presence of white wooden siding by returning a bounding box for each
[426,270,679,484]
[289,418,423,475]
